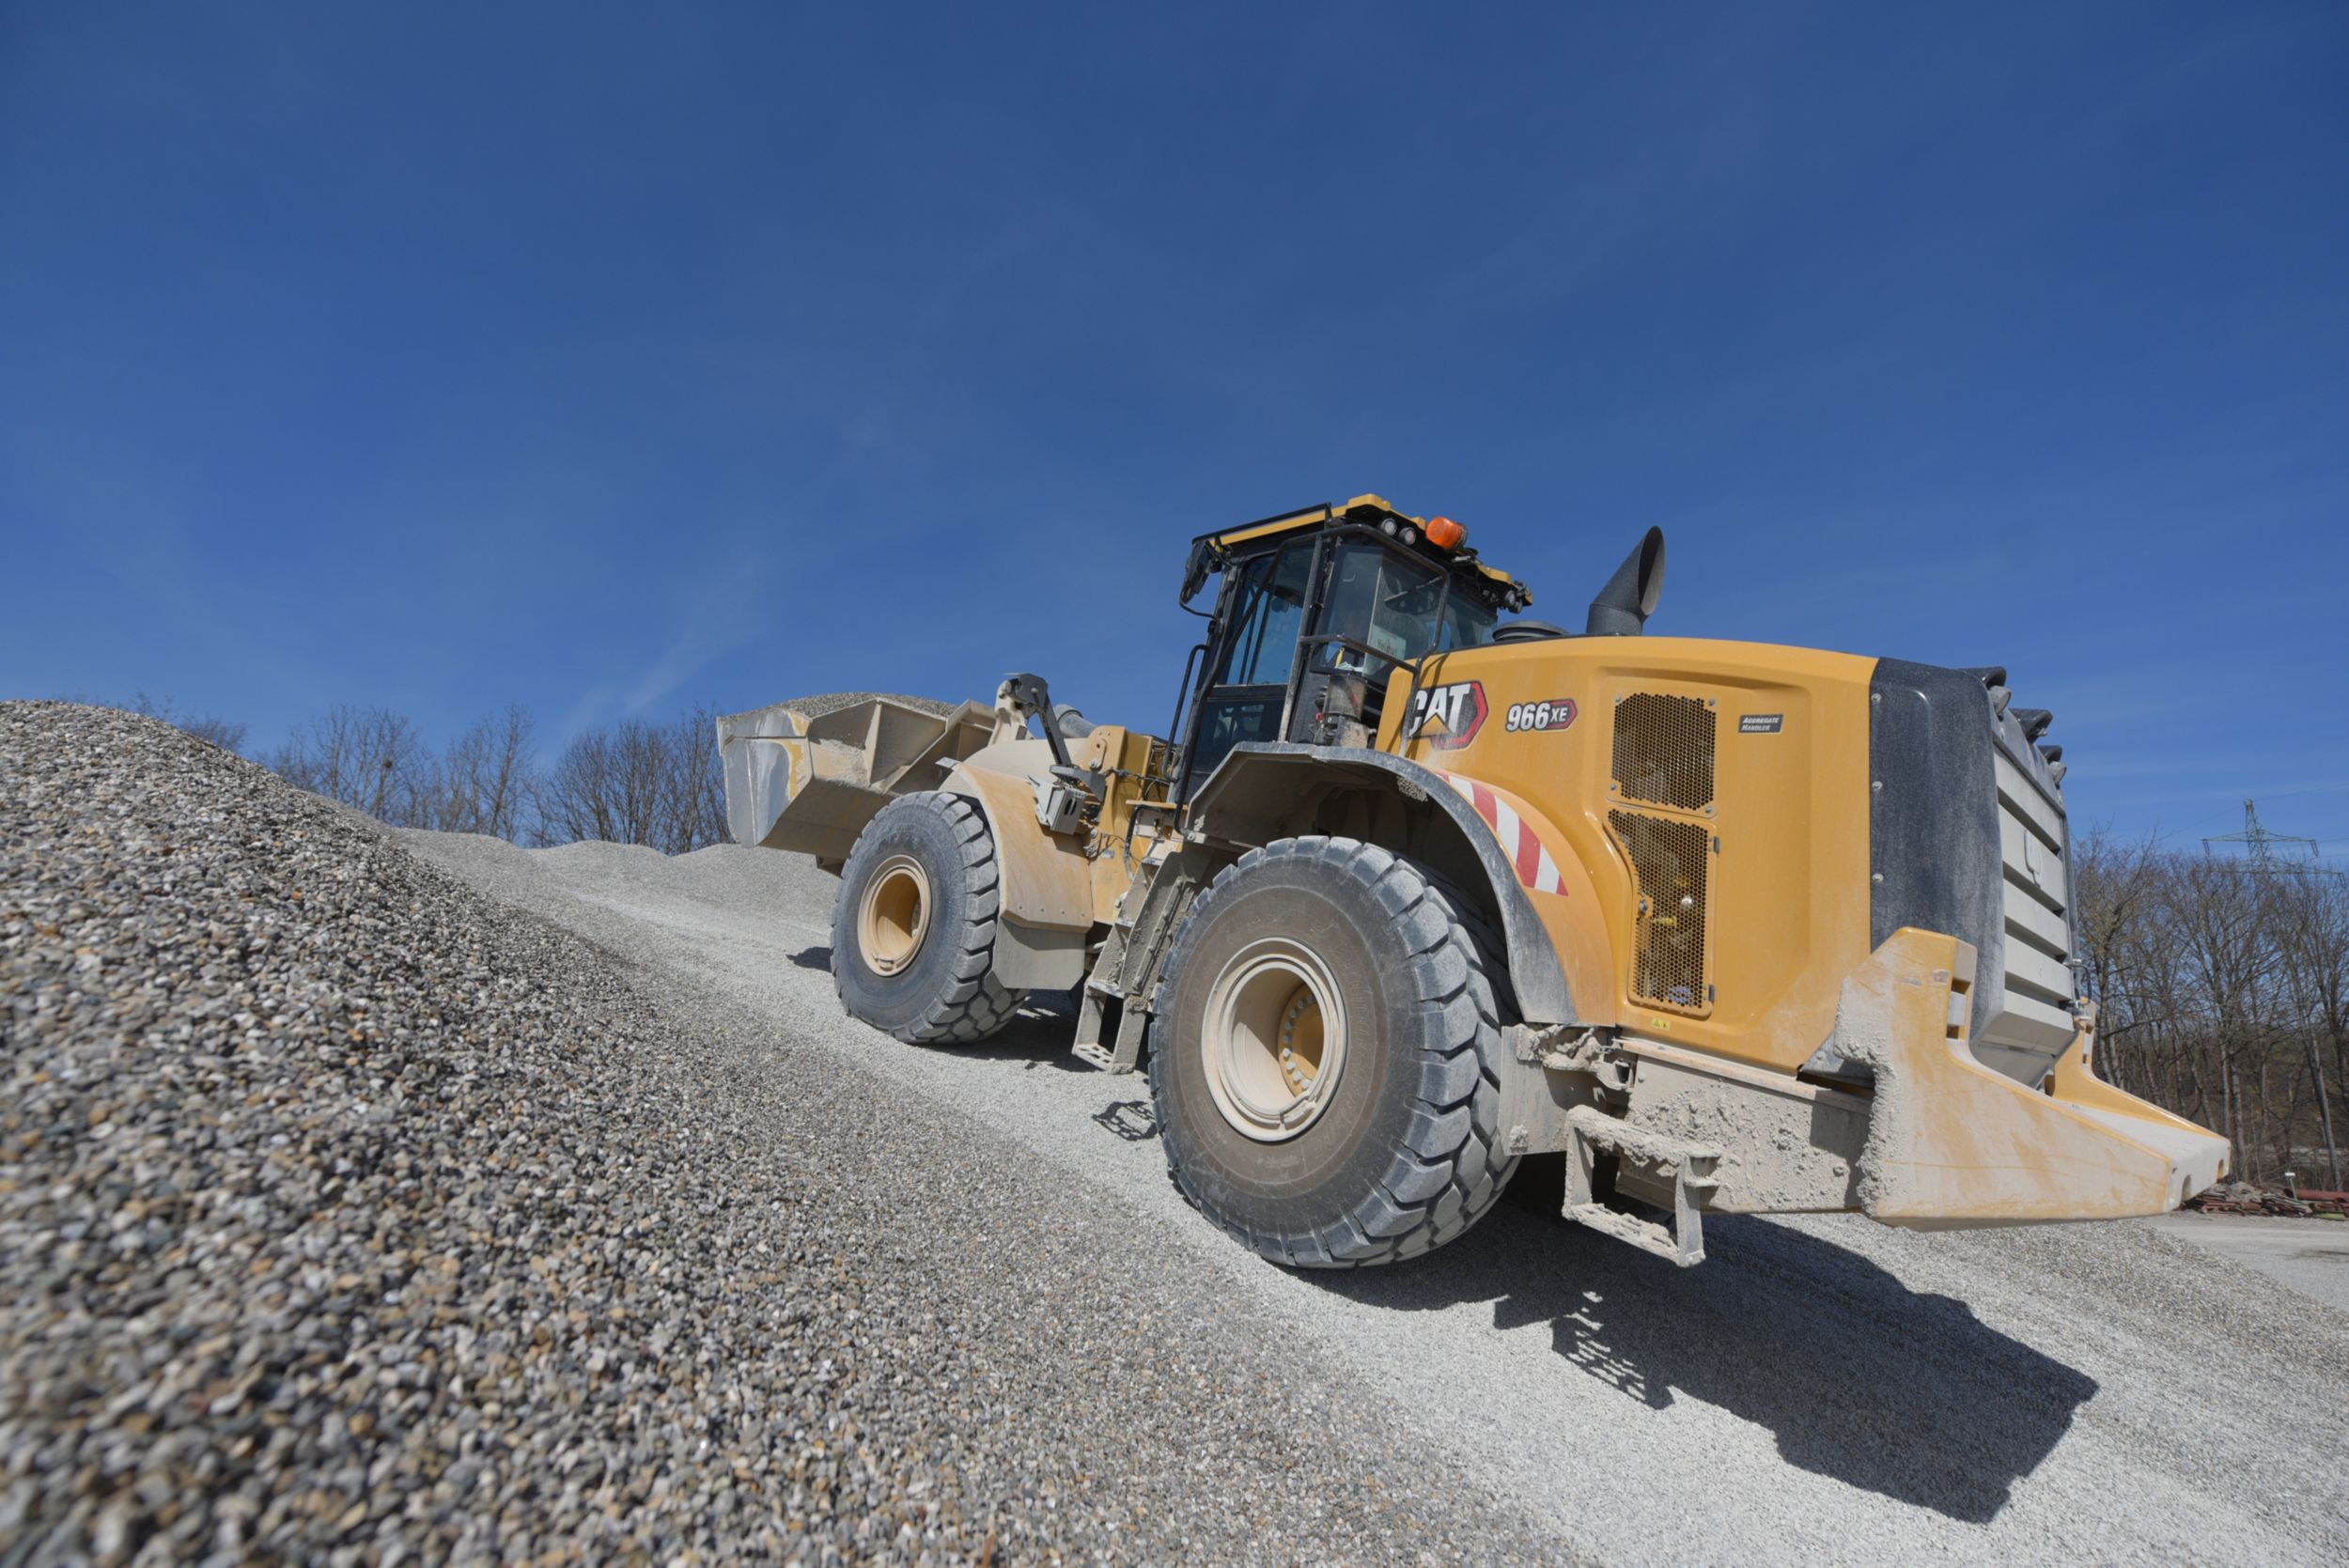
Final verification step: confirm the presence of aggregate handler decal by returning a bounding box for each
[1503,697,1577,734]
[1407,679,1487,750]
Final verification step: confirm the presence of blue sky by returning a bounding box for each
[4,4,2345,858]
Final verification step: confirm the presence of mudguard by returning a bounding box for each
[940,750,1094,990]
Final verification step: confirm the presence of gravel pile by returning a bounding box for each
[405,792,2349,1562]
[767,693,958,720]
[1,702,1550,1565]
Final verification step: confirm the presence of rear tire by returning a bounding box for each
[832,792,1025,1044]
[1148,837,1517,1267]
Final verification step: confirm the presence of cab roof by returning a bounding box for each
[1195,493,1531,605]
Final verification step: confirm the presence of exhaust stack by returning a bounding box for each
[1585,526,1667,637]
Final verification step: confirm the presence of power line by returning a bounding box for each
[2260,778,2349,800]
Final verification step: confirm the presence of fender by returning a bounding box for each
[1188,742,1595,1027]
[941,751,1093,990]
[1420,767,1614,1024]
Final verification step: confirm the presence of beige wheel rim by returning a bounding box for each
[1201,937,1347,1142]
[856,854,931,976]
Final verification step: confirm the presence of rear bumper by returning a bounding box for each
[1851,927,2229,1226]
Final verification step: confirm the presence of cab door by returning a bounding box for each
[1177,540,1316,799]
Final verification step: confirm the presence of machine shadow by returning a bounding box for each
[791,945,1090,1069]
[965,996,1095,1070]
[1304,1188,2098,1525]
[1090,1099,1159,1141]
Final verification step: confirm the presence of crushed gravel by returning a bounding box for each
[404,804,2349,1564]
[0,702,1553,1565]
[760,693,958,721]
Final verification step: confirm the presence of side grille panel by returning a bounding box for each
[1608,688,1718,1017]
[1608,810,1711,1011]
[1607,690,1719,1009]
[1611,692,1717,812]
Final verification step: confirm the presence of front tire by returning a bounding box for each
[1149,837,1517,1266]
[832,792,1025,1044]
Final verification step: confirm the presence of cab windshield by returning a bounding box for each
[1315,541,1498,674]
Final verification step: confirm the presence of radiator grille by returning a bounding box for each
[1611,693,1716,811]
[1609,809,1710,1012]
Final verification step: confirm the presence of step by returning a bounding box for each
[1563,1106,1719,1267]
[1068,992,1148,1075]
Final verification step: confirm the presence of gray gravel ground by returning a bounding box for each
[2144,1212,2349,1314]
[1,703,1556,1565]
[400,804,2349,1565]
[14,698,2349,1566]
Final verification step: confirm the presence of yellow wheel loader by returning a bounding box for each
[719,497,2227,1267]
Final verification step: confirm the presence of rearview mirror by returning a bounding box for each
[1179,540,1214,606]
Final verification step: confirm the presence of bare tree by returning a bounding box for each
[533,703,729,854]
[2170,855,2280,1172]
[270,705,434,826]
[2074,831,2165,1098]
[2271,871,2348,1189]
[425,705,538,839]
[248,695,729,852]
[2080,831,2349,1188]
[537,719,669,848]
[670,701,730,852]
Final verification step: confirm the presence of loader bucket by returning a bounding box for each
[717,695,995,864]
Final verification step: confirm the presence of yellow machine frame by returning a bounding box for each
[718,496,2228,1262]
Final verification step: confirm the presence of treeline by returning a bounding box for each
[125,696,730,855]
[2077,835,2347,1189]
[267,701,729,853]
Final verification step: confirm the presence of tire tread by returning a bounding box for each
[1149,835,1519,1267]
[833,792,1023,1045]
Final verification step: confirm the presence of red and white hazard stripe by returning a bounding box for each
[1436,772,1567,896]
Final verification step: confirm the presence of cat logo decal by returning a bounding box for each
[1406,680,1487,751]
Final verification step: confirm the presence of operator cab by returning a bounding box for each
[1173,495,1532,800]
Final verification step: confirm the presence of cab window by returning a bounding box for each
[1186,694,1281,785]
[1315,542,1497,674]
[1211,544,1314,687]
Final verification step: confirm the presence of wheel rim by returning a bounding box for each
[1200,937,1348,1142]
[857,854,931,976]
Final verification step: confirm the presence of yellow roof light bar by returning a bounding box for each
[1196,494,1526,597]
